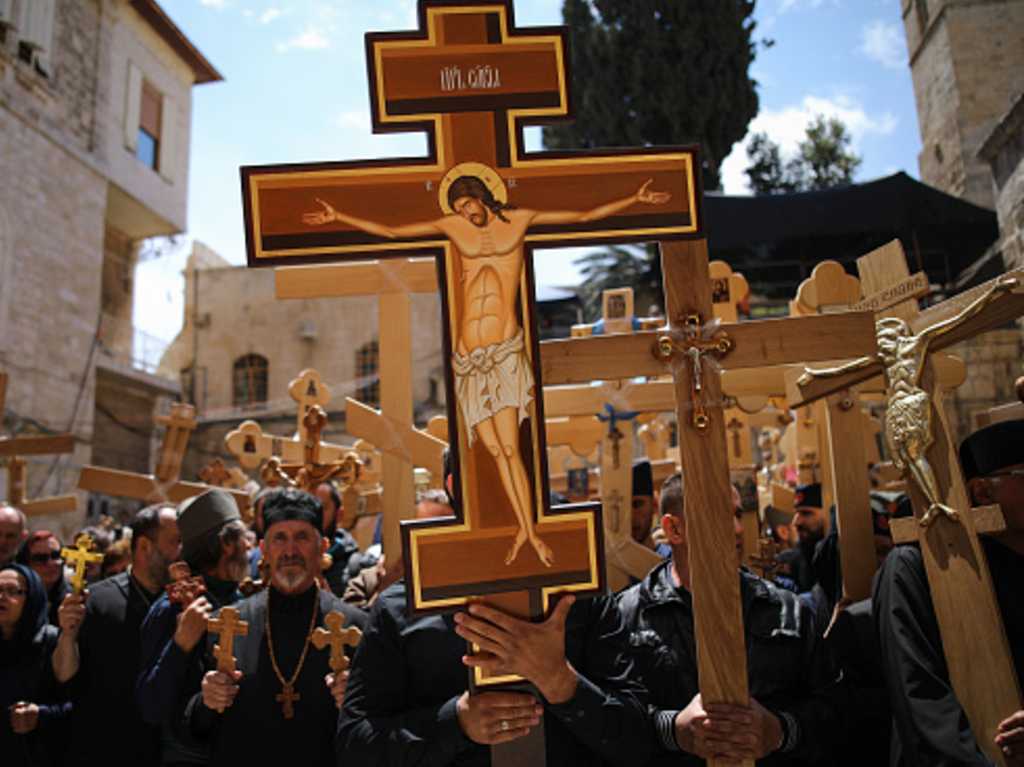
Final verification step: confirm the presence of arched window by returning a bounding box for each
[233,354,268,408]
[355,340,379,407]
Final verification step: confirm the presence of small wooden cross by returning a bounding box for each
[208,606,248,675]
[198,458,233,487]
[61,533,103,594]
[311,611,364,674]
[165,561,206,607]
[276,683,300,719]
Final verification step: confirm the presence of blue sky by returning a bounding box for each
[137,0,920,343]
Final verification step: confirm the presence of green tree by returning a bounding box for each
[545,0,760,192]
[744,115,862,194]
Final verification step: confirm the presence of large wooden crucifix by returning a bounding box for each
[787,250,1024,765]
[275,257,441,559]
[242,1,699,646]
[543,239,877,767]
[78,403,250,512]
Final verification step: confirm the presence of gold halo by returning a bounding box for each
[438,162,508,215]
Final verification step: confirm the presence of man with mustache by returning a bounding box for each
[52,503,182,766]
[187,488,366,763]
[135,489,251,766]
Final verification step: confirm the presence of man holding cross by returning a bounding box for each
[617,473,842,764]
[52,503,182,766]
[875,419,1024,765]
[185,488,365,763]
[304,172,669,568]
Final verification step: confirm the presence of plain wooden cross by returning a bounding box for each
[198,458,233,487]
[243,1,701,710]
[61,533,103,594]
[208,606,249,676]
[312,611,364,674]
[787,253,1024,765]
[276,259,439,561]
[78,403,250,512]
[543,238,877,767]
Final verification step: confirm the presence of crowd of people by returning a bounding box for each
[0,417,1021,765]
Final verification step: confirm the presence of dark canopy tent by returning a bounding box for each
[704,172,1000,300]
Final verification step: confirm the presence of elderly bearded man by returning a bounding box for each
[186,488,365,763]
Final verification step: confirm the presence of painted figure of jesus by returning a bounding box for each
[302,164,670,566]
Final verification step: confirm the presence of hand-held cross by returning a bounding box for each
[311,611,363,674]
[207,606,249,682]
[61,534,103,594]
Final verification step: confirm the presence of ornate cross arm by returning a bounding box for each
[787,270,1024,408]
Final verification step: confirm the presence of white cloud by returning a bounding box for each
[720,93,898,194]
[275,27,330,53]
[260,8,284,24]
[199,0,226,8]
[859,20,905,69]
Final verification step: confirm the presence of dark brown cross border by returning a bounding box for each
[241,0,701,690]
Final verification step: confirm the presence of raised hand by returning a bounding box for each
[57,592,87,639]
[10,702,39,734]
[174,596,213,653]
[325,670,349,709]
[455,690,543,746]
[455,595,577,704]
[635,178,671,205]
[302,197,339,226]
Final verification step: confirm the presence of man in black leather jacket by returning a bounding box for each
[616,474,843,765]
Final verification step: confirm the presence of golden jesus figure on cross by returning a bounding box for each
[303,164,670,566]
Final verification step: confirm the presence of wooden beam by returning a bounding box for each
[274,258,439,298]
[891,504,1005,545]
[541,311,878,386]
[0,434,75,457]
[78,466,250,512]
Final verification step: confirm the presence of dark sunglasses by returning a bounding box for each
[29,551,63,564]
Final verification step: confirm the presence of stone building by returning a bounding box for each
[158,242,448,482]
[900,0,1024,431]
[0,0,220,535]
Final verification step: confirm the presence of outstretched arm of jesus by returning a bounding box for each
[529,179,671,226]
[796,354,875,387]
[920,274,1019,345]
[302,197,445,239]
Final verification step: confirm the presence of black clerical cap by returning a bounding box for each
[633,459,654,497]
[959,420,1024,481]
[261,487,323,533]
[793,483,822,510]
[178,490,241,562]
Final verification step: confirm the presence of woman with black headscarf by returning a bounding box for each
[0,563,70,766]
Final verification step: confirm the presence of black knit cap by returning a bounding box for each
[793,483,823,510]
[632,459,654,497]
[178,490,241,563]
[959,420,1024,481]
[262,487,323,533]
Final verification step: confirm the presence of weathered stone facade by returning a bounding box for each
[980,92,1024,271]
[901,0,1024,209]
[159,243,448,482]
[0,1,219,536]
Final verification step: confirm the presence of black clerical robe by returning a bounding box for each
[186,585,366,762]
[874,539,1024,766]
[64,570,162,766]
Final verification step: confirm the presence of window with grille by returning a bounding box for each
[355,341,380,407]
[233,354,268,408]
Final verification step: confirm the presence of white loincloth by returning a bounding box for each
[452,329,534,444]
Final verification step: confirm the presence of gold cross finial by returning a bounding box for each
[61,533,103,594]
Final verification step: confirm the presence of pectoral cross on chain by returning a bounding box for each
[276,684,300,719]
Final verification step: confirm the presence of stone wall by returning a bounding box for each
[947,329,1024,437]
[902,0,1024,209]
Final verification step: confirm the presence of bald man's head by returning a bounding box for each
[0,504,27,565]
